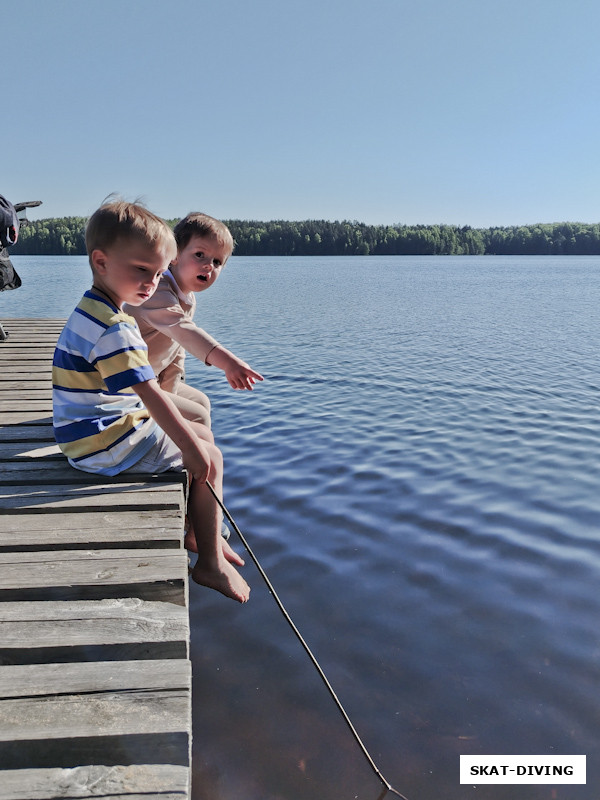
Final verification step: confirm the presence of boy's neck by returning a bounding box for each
[168,264,194,298]
[91,284,121,309]
[169,263,183,287]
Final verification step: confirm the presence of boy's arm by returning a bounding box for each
[134,378,210,481]
[135,299,220,364]
[135,286,263,390]
[206,345,264,390]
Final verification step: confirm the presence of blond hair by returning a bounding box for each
[173,212,234,254]
[85,199,176,266]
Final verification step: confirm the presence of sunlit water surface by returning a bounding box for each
[5,255,600,800]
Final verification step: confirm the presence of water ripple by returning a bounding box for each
[11,255,600,799]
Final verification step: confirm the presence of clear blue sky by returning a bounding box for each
[6,0,600,227]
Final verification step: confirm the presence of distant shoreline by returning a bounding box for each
[11,217,600,257]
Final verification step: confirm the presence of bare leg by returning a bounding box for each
[186,427,250,603]
[167,394,214,441]
[221,537,245,566]
[184,519,245,566]
[182,421,243,565]
[167,384,212,429]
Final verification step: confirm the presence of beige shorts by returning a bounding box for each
[126,429,184,474]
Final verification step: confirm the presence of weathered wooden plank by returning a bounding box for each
[0,318,65,323]
[0,481,185,496]
[0,426,54,443]
[0,329,62,336]
[0,531,182,550]
[0,413,52,425]
[0,659,191,698]
[0,367,53,376]
[0,598,188,649]
[0,401,52,411]
[0,337,61,343]
[0,325,59,330]
[0,327,63,332]
[0,549,188,590]
[0,690,190,741]
[0,463,187,490]
[0,347,56,355]
[0,508,182,533]
[0,365,52,375]
[0,343,57,351]
[0,442,61,459]
[0,483,186,514]
[0,583,186,606]
[0,374,51,380]
[0,327,62,332]
[0,497,184,518]
[0,345,54,354]
[0,335,61,344]
[0,332,56,342]
[0,730,190,770]
[0,397,52,405]
[0,347,56,353]
[0,335,60,340]
[0,360,51,367]
[0,490,182,515]
[0,333,61,339]
[0,466,160,487]
[0,381,52,389]
[0,382,52,391]
[0,764,189,800]
[0,339,59,343]
[0,335,57,341]
[0,394,52,401]
[0,490,182,512]
[0,521,182,549]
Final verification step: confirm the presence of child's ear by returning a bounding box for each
[91,249,108,273]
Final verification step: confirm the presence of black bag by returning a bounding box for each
[0,249,21,291]
[0,195,21,291]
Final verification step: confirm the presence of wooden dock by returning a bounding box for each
[0,319,191,799]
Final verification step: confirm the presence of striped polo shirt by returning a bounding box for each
[52,290,160,475]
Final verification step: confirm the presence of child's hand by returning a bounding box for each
[181,440,211,482]
[224,358,264,391]
[207,346,264,390]
[134,378,214,481]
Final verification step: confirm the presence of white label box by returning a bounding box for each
[460,755,586,784]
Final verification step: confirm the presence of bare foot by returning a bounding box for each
[185,530,244,567]
[222,537,245,566]
[191,559,251,603]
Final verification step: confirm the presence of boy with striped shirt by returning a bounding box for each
[52,200,249,603]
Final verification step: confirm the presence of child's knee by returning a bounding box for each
[190,420,215,444]
[191,406,212,428]
[207,442,223,472]
[210,441,223,463]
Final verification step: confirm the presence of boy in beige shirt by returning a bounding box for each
[125,212,263,429]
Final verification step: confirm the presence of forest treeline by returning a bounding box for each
[11,217,600,257]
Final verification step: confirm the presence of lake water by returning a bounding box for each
[3,254,600,800]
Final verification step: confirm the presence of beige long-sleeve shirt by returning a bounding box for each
[124,270,219,392]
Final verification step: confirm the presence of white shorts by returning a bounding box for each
[125,429,184,474]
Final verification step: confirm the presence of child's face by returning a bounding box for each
[90,239,172,309]
[171,234,231,295]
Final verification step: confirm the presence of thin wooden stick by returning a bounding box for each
[207,480,409,800]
